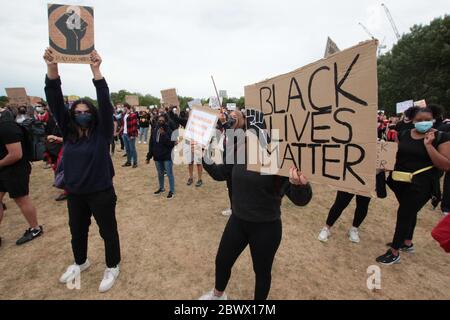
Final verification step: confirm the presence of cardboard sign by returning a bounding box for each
[184,106,220,147]
[29,96,43,106]
[48,4,94,64]
[324,37,340,58]
[396,100,414,114]
[414,99,427,108]
[245,40,378,197]
[161,88,179,107]
[125,95,139,106]
[377,141,397,171]
[5,88,29,106]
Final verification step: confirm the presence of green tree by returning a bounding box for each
[378,15,450,116]
[0,96,9,108]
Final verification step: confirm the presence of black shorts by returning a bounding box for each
[0,163,31,199]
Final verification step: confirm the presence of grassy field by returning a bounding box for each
[0,143,449,300]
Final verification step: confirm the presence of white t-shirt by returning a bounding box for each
[123,113,129,134]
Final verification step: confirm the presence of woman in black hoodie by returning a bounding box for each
[199,110,312,300]
[146,114,176,199]
[43,48,120,293]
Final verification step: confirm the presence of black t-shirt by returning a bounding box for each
[395,129,450,174]
[395,120,414,134]
[0,121,27,171]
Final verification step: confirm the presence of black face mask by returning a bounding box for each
[222,113,237,130]
[158,121,165,126]
[19,109,27,114]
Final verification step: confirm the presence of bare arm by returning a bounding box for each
[0,143,23,167]
[425,132,450,171]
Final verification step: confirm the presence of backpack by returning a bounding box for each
[17,118,47,162]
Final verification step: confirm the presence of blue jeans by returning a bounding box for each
[139,127,149,143]
[123,134,137,165]
[155,160,175,193]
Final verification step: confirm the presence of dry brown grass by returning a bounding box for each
[0,143,449,300]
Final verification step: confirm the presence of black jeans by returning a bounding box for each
[67,187,121,268]
[388,177,432,250]
[215,214,282,300]
[441,172,450,212]
[326,191,371,228]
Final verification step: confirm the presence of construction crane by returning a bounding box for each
[358,22,386,56]
[359,22,375,39]
[381,3,401,40]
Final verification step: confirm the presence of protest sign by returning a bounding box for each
[209,96,222,109]
[414,99,427,108]
[125,95,139,106]
[184,106,220,147]
[377,141,397,171]
[227,103,237,111]
[219,90,228,98]
[245,40,378,197]
[396,100,414,114]
[29,96,43,106]
[324,37,340,58]
[5,88,29,106]
[188,99,202,109]
[161,88,179,107]
[48,4,94,64]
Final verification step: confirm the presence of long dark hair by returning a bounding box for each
[66,99,99,143]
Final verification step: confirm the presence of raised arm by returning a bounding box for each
[43,48,69,135]
[90,51,114,139]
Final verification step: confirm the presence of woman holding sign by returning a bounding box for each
[199,110,312,300]
[376,107,450,265]
[44,48,121,292]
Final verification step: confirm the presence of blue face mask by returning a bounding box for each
[415,121,434,133]
[75,113,92,128]
[115,114,122,120]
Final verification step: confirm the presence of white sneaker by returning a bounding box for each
[59,260,91,284]
[199,289,228,300]
[221,208,232,217]
[138,141,142,144]
[99,266,120,293]
[348,227,360,243]
[144,141,147,144]
[318,227,331,242]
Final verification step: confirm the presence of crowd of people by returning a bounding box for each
[0,48,449,299]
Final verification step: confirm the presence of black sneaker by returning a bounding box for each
[195,180,203,187]
[154,189,165,195]
[386,242,415,253]
[122,162,131,167]
[376,249,400,265]
[167,192,174,199]
[132,164,138,169]
[16,226,43,246]
[186,178,193,186]
[55,193,68,202]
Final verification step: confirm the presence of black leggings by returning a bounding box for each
[215,214,282,300]
[326,191,371,228]
[67,187,121,268]
[441,172,450,212]
[388,177,432,250]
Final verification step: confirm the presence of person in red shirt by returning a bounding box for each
[121,104,138,168]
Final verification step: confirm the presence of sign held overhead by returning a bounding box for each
[48,4,95,64]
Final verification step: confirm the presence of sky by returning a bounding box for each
[0,0,448,102]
